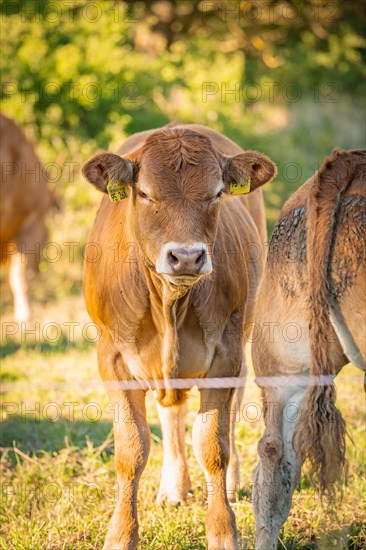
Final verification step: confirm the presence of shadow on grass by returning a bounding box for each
[279,523,366,549]
[347,522,366,549]
[278,536,317,550]
[0,334,94,359]
[1,417,163,462]
[150,423,162,442]
[1,416,113,456]
[238,486,252,501]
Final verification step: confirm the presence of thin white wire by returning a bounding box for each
[0,374,340,393]
[97,374,337,391]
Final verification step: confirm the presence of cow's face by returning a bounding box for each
[83,128,276,287]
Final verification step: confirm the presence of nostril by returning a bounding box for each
[195,250,206,266]
[168,250,179,266]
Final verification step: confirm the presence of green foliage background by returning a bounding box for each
[0,0,365,239]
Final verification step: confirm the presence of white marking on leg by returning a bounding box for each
[9,250,30,322]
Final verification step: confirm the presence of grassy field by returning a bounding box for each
[1,291,365,549]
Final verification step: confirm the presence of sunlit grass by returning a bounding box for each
[1,302,365,549]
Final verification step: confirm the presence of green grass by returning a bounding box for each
[1,293,365,549]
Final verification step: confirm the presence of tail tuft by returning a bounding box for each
[296,385,347,498]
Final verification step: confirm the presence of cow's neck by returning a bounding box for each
[142,263,192,406]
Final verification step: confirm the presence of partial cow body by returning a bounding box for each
[252,149,366,550]
[0,113,52,321]
[83,123,276,549]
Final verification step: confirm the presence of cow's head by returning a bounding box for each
[83,128,276,288]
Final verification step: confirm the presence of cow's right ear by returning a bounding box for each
[82,153,136,194]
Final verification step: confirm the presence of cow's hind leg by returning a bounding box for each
[193,387,239,550]
[156,401,192,505]
[253,386,305,550]
[227,361,247,501]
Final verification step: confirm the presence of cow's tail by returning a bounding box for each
[295,149,360,498]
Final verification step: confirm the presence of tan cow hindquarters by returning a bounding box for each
[252,149,366,550]
[0,114,53,321]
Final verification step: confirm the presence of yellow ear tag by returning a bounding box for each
[229,178,251,195]
[106,180,128,202]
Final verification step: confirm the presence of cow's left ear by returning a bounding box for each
[221,151,277,194]
[82,153,137,199]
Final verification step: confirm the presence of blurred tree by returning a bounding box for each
[129,0,366,93]
[0,0,364,230]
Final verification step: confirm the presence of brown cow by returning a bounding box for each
[0,113,52,321]
[252,149,366,550]
[82,123,276,549]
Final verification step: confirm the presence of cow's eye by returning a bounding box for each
[138,191,148,200]
[209,190,224,202]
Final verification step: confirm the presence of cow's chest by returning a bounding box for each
[118,307,215,381]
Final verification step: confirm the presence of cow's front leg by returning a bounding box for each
[98,340,150,550]
[193,387,239,550]
[156,401,191,505]
[9,249,30,322]
[104,387,150,550]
